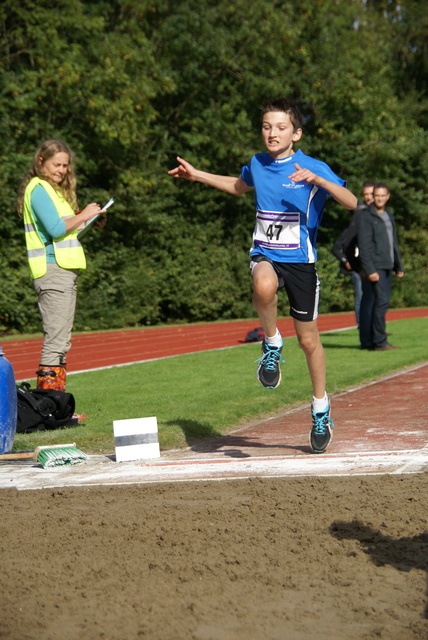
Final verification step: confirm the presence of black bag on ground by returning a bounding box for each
[16,382,78,433]
[239,327,265,343]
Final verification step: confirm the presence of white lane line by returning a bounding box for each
[21,325,361,380]
[391,444,428,475]
[1,448,427,491]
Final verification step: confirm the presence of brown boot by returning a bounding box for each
[36,365,67,392]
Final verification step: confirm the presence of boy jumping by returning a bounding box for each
[168,97,357,453]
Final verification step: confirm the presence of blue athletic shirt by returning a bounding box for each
[241,148,346,263]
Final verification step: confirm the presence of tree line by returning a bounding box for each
[0,0,427,334]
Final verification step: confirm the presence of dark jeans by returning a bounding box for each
[359,269,392,349]
[350,270,363,328]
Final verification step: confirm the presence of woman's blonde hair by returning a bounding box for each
[17,139,78,216]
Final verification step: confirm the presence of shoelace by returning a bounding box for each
[255,346,285,370]
[312,412,333,435]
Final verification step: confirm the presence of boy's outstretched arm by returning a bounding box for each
[289,163,358,210]
[168,157,250,196]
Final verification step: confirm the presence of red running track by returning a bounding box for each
[2,308,427,381]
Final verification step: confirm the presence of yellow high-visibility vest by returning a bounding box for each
[23,177,86,279]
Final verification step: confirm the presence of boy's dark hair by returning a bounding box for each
[362,180,375,188]
[260,97,304,131]
[373,181,390,193]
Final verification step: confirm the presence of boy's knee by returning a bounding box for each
[252,276,277,304]
[297,332,320,354]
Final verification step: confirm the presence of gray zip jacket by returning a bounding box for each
[356,204,404,276]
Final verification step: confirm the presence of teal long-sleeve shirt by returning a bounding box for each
[30,184,67,263]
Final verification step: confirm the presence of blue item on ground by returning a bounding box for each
[0,347,17,454]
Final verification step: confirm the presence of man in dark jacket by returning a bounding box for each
[331,181,375,327]
[357,183,404,351]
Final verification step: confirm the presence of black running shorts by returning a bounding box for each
[250,256,320,322]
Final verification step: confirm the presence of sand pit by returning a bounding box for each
[1,473,427,640]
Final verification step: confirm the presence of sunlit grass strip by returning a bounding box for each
[12,318,427,454]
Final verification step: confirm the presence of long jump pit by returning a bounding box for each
[1,363,427,640]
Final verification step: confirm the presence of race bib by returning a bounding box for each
[253,210,300,250]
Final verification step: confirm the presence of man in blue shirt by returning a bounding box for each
[168,97,357,454]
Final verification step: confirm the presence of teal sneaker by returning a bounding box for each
[310,403,334,453]
[255,340,284,389]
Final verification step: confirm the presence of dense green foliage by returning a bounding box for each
[1,0,427,333]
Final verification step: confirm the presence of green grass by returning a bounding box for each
[12,317,428,454]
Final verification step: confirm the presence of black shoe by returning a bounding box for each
[255,341,284,389]
[310,402,334,454]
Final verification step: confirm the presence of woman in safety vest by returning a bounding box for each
[17,139,104,392]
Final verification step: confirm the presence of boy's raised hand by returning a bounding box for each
[168,157,197,181]
[289,162,357,209]
[288,163,320,186]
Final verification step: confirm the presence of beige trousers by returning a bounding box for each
[33,263,79,366]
